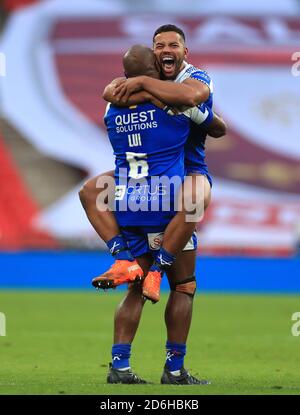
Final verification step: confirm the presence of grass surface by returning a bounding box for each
[0,291,300,395]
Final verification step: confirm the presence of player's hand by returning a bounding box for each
[113,76,145,104]
[167,106,180,115]
[112,78,126,89]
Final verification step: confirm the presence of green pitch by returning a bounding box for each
[0,291,300,395]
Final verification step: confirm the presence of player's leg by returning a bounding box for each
[163,174,211,254]
[143,174,211,303]
[113,254,152,344]
[79,172,144,288]
[161,249,210,385]
[79,171,119,241]
[108,254,153,384]
[165,250,196,344]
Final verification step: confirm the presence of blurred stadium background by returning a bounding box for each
[0,0,299,290]
[0,0,300,395]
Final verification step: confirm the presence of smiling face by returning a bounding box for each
[153,31,188,80]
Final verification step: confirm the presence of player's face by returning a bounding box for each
[153,31,188,80]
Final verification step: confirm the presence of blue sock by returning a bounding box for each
[106,235,134,261]
[151,248,175,273]
[112,343,131,370]
[165,341,186,372]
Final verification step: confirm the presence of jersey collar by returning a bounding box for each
[174,61,192,83]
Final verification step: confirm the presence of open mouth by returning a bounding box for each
[161,56,175,74]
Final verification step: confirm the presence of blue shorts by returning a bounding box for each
[184,133,213,187]
[121,225,198,258]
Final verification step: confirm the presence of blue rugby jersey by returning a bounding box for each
[175,63,213,180]
[104,103,190,226]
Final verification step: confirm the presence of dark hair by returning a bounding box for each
[153,24,186,43]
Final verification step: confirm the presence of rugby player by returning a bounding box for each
[80,24,226,305]
[97,44,215,384]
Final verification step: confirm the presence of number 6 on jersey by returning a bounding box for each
[126,152,149,179]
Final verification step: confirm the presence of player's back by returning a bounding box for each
[104,102,190,226]
[105,102,190,178]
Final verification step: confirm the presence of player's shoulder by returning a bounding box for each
[186,63,210,76]
[185,64,211,83]
[177,63,213,92]
[176,63,210,82]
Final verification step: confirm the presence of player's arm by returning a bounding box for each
[103,78,166,109]
[113,76,209,107]
[102,77,126,102]
[206,113,227,138]
[183,104,227,138]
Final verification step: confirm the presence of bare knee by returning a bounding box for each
[79,171,114,209]
[78,183,87,206]
[78,177,98,209]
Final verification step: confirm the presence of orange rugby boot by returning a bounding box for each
[142,270,162,303]
[92,259,144,289]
